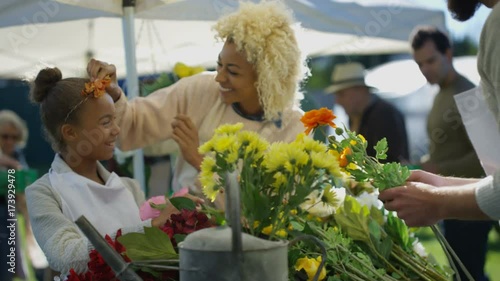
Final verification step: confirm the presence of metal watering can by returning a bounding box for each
[178,172,326,281]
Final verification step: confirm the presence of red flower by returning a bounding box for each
[161,209,214,246]
[66,269,93,281]
[69,229,130,281]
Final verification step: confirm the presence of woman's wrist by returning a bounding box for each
[151,217,165,228]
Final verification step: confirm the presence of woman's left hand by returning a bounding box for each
[171,115,204,171]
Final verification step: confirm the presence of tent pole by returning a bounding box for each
[122,0,146,193]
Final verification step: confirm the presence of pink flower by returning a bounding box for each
[139,195,166,221]
[139,187,190,221]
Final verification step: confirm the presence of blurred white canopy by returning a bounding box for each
[366,56,479,99]
[0,0,446,79]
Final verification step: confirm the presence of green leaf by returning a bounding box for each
[137,266,162,277]
[368,220,381,242]
[370,206,385,226]
[149,202,166,210]
[385,213,411,250]
[118,227,178,261]
[378,237,393,259]
[302,222,315,235]
[374,138,388,160]
[334,196,370,243]
[288,248,302,267]
[290,221,305,232]
[173,234,186,244]
[170,197,196,211]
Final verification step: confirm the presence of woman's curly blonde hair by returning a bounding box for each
[213,1,309,121]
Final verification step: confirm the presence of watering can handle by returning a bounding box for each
[225,171,244,280]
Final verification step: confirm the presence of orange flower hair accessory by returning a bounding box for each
[82,76,111,98]
[300,107,337,135]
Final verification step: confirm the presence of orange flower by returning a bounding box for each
[82,76,112,98]
[300,108,337,135]
[339,147,352,167]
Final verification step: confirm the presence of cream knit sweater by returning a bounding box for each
[114,72,305,193]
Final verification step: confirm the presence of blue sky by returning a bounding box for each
[412,0,492,43]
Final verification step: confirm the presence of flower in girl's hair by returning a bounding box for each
[300,107,337,135]
[82,76,112,98]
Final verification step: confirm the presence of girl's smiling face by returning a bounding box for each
[66,94,120,161]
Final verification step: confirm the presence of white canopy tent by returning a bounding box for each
[0,0,447,79]
[0,0,446,188]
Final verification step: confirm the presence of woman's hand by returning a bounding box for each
[171,115,204,171]
[151,202,179,227]
[151,193,205,227]
[407,169,447,187]
[378,181,442,227]
[86,58,122,102]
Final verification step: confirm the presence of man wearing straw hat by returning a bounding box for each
[326,62,409,163]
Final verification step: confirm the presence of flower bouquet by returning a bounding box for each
[197,108,453,281]
[67,196,214,281]
[69,107,455,281]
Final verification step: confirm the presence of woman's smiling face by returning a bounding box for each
[214,41,262,116]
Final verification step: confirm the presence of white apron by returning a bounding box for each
[48,156,142,237]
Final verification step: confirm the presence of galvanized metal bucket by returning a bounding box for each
[178,172,326,281]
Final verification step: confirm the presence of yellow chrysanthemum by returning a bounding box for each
[350,140,357,146]
[310,151,331,170]
[200,156,216,174]
[198,139,213,154]
[226,150,239,165]
[297,134,328,153]
[295,256,326,281]
[272,172,287,189]
[214,123,244,134]
[200,174,220,202]
[310,151,342,177]
[238,130,260,146]
[265,142,308,173]
[199,157,221,201]
[264,142,287,171]
[212,135,238,154]
[239,131,269,158]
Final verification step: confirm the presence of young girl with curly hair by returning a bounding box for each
[25,67,200,277]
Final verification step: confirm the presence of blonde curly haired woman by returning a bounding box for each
[87,1,309,198]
